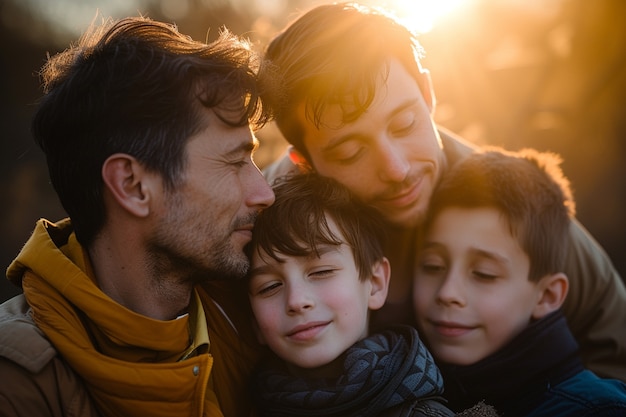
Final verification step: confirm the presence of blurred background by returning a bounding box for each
[1,0,625,301]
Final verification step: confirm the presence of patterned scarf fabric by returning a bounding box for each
[253,325,445,417]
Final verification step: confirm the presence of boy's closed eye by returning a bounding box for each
[417,249,448,276]
[309,267,340,278]
[249,273,283,297]
[471,270,499,281]
[418,261,447,275]
[256,280,283,297]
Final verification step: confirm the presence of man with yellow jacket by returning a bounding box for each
[0,16,276,417]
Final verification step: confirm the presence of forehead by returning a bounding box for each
[428,207,528,261]
[252,214,349,261]
[429,207,509,237]
[185,108,254,152]
[298,59,425,145]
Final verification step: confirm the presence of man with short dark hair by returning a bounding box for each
[0,16,275,417]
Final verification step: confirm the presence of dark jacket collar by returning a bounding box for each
[438,311,584,416]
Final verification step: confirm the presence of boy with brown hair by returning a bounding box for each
[413,147,626,416]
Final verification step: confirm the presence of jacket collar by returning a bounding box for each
[438,311,584,415]
[15,218,215,417]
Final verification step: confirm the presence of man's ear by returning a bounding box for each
[532,272,569,319]
[287,146,313,173]
[102,153,156,218]
[368,257,391,310]
[418,69,436,115]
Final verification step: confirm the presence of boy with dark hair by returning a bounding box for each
[413,148,626,416]
[246,173,496,417]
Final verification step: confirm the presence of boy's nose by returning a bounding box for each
[286,283,315,313]
[436,272,466,307]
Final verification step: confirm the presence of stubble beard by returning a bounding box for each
[147,215,252,288]
[146,234,250,289]
[203,238,250,282]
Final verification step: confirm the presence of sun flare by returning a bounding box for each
[384,0,471,33]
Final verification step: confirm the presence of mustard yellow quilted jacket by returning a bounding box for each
[1,218,260,417]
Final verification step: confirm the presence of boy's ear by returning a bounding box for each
[418,69,436,114]
[287,146,313,173]
[102,153,156,218]
[368,257,391,310]
[532,272,569,319]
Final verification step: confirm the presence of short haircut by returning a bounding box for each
[265,2,426,160]
[32,16,276,246]
[248,173,386,281]
[424,147,576,281]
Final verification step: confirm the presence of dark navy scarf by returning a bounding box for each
[252,325,445,417]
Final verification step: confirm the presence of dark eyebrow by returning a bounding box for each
[225,137,259,158]
[321,132,365,153]
[248,263,274,278]
[470,248,510,266]
[421,241,445,252]
[422,241,510,266]
[322,98,420,152]
[249,244,342,277]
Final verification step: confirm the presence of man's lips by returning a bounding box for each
[234,224,254,238]
[233,212,258,239]
[377,177,423,208]
[286,321,330,342]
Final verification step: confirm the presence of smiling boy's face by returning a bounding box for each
[413,206,544,365]
[248,215,388,372]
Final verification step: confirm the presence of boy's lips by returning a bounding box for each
[286,321,330,342]
[430,319,476,337]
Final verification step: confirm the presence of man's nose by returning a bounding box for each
[376,139,410,183]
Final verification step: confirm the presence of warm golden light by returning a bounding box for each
[385,0,472,33]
